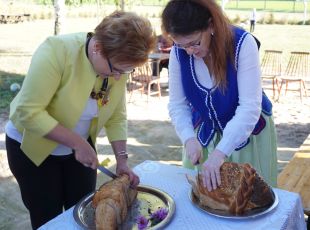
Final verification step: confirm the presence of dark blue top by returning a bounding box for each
[175,26,272,150]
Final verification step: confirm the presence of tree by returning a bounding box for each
[54,0,65,35]
[114,0,125,10]
[221,0,228,11]
[303,0,308,25]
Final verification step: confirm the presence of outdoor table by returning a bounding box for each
[148,53,170,60]
[39,160,306,230]
[148,53,170,77]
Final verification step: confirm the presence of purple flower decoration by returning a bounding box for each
[137,215,149,230]
[136,207,168,229]
[151,208,168,221]
[150,208,168,226]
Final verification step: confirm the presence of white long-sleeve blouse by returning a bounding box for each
[168,33,262,156]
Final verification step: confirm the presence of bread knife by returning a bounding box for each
[97,165,117,179]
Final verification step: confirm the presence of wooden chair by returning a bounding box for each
[128,60,161,102]
[260,50,283,98]
[278,51,309,101]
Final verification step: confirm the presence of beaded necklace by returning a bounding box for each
[85,32,110,107]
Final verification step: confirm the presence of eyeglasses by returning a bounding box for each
[107,58,135,75]
[175,32,203,50]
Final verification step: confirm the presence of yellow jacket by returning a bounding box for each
[9,32,127,166]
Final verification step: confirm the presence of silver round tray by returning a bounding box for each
[73,184,175,229]
[189,188,279,219]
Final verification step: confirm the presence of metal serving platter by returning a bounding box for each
[73,185,175,229]
[189,188,279,219]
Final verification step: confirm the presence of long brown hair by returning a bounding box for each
[162,0,234,90]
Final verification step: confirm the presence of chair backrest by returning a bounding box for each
[261,50,282,77]
[132,61,155,82]
[284,51,310,79]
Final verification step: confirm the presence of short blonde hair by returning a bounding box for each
[94,11,156,66]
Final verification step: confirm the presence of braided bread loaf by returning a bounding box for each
[187,162,275,214]
[92,175,137,230]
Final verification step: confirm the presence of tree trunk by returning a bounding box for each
[303,0,308,25]
[54,0,65,35]
[114,0,124,10]
[221,0,228,11]
[120,0,125,11]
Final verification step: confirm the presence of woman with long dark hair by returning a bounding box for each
[162,0,277,191]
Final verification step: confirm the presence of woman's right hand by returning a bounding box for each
[73,139,98,170]
[44,124,98,169]
[185,137,202,165]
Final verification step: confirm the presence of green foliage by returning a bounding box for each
[222,0,309,13]
[34,0,52,5]
[0,73,24,113]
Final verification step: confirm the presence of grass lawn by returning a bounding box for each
[0,16,309,114]
[250,24,310,61]
[224,0,309,13]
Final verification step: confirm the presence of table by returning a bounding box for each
[39,161,306,230]
[148,53,170,60]
[148,53,170,77]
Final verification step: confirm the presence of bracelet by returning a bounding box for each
[116,150,128,158]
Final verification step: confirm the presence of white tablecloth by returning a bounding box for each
[39,160,306,230]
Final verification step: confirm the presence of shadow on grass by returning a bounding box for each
[93,119,310,175]
[276,123,310,148]
[97,119,182,167]
[276,122,310,172]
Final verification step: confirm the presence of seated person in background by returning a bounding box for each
[152,34,173,76]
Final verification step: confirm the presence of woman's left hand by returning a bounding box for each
[116,162,140,188]
[201,149,226,191]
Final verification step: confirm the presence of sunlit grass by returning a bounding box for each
[224,0,309,13]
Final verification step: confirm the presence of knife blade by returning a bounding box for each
[97,165,117,179]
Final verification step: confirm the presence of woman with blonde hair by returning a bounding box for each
[162,0,277,191]
[5,11,156,229]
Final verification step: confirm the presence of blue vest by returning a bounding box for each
[175,26,272,150]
